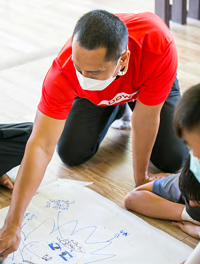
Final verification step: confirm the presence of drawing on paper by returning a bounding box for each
[7,202,129,264]
[1,181,192,264]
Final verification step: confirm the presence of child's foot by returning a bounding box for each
[111,103,132,129]
[0,174,14,190]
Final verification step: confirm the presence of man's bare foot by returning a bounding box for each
[0,174,14,190]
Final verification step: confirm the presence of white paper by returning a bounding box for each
[0,180,193,264]
[185,242,200,264]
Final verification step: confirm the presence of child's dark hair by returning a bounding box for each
[179,156,200,203]
[174,84,200,138]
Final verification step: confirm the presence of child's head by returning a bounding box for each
[179,156,200,208]
[174,84,200,159]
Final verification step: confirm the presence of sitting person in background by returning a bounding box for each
[0,122,33,190]
[124,156,200,239]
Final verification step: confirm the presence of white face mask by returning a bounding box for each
[76,58,125,91]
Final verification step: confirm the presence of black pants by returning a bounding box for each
[0,77,188,176]
[0,123,33,176]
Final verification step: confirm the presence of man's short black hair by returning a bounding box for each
[174,84,200,138]
[179,156,200,203]
[72,9,128,62]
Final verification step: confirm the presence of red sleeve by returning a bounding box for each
[38,60,77,120]
[138,41,178,106]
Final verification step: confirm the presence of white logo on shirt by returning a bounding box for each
[98,91,138,106]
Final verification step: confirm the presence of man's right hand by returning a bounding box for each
[0,111,65,258]
[0,223,21,259]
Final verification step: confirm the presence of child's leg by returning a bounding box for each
[124,181,184,221]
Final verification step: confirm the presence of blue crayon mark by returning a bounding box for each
[44,199,75,210]
[120,230,129,237]
[65,251,73,258]
[23,212,30,221]
[18,247,24,262]
[59,254,68,261]
[48,242,61,251]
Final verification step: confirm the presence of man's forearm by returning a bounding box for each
[132,111,160,186]
[4,140,53,226]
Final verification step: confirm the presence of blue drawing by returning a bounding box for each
[6,199,130,264]
[23,213,38,222]
[44,199,75,210]
[120,230,130,237]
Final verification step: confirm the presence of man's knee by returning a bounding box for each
[165,155,186,172]
[56,143,93,166]
[151,150,188,173]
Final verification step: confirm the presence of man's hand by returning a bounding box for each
[0,111,65,258]
[172,221,200,239]
[136,173,171,187]
[0,224,21,259]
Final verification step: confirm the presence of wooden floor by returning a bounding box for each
[0,0,200,249]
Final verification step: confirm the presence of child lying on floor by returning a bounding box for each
[125,157,200,239]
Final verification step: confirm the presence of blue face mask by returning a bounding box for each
[189,150,200,183]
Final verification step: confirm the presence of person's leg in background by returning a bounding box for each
[57,97,126,166]
[0,122,33,188]
[111,102,132,129]
[150,77,189,172]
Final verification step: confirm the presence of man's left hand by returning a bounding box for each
[148,172,172,181]
[136,173,171,187]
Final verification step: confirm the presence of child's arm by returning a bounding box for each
[124,181,185,221]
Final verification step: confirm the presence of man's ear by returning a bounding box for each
[120,50,130,67]
[118,50,130,75]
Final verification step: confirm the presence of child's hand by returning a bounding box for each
[193,220,200,226]
[172,221,200,239]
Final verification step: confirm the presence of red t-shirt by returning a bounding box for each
[38,12,177,120]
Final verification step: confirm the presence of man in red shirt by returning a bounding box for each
[0,10,188,257]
